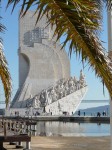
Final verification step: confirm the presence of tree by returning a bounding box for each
[0,16,11,107]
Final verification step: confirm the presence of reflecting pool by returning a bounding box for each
[31,121,110,137]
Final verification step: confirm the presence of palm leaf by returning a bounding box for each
[103,0,112,8]
[0,14,11,107]
[0,41,12,107]
[0,16,6,33]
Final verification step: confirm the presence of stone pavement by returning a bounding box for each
[3,136,110,150]
[31,136,110,150]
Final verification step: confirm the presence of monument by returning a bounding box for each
[10,11,88,115]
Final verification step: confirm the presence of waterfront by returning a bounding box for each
[0,116,109,136]
[0,118,110,150]
[31,121,110,137]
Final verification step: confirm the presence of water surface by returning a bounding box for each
[31,121,110,137]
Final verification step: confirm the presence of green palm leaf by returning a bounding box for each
[0,41,11,107]
[0,14,11,107]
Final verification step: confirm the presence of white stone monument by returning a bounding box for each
[10,11,88,116]
[11,11,70,108]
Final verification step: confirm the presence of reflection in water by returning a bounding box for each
[97,122,101,126]
[30,121,110,137]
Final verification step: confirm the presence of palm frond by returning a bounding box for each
[0,41,12,107]
[0,14,11,107]
[0,16,6,33]
[103,0,112,9]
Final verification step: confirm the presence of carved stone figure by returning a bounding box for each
[64,81,69,96]
[50,87,57,102]
[47,90,52,105]
[74,84,77,91]
[76,81,80,90]
[79,70,86,87]
[56,84,64,99]
[40,90,47,107]
[34,95,40,108]
[68,77,74,87]
[69,84,75,94]
[74,76,78,84]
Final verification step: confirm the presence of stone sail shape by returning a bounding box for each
[11,11,70,108]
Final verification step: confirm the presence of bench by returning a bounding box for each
[0,134,31,150]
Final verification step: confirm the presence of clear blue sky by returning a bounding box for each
[0,2,109,108]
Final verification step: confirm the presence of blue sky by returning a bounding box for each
[0,2,109,108]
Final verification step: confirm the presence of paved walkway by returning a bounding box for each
[31,136,110,150]
[3,136,110,150]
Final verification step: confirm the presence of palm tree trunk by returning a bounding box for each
[107,9,112,150]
